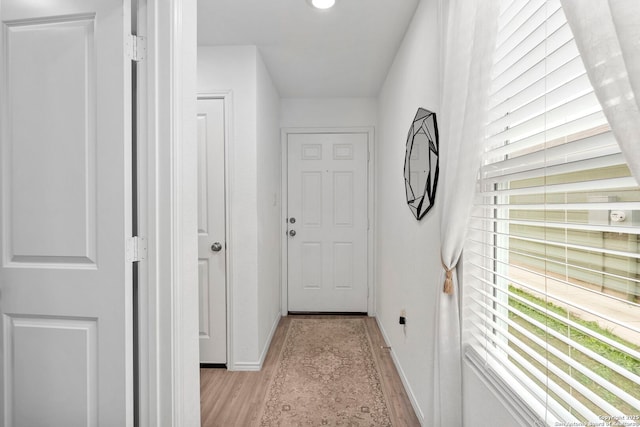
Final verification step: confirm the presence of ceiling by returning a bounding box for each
[197,0,420,98]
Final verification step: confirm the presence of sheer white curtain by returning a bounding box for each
[560,0,640,183]
[434,1,499,426]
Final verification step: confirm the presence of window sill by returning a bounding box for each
[464,346,547,427]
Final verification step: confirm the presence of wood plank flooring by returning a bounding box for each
[200,315,421,426]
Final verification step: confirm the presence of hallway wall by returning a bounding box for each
[280,97,377,129]
[198,45,281,369]
[375,0,442,422]
[256,51,283,361]
[198,4,525,423]
[376,1,522,425]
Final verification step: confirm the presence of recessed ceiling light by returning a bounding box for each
[310,0,335,9]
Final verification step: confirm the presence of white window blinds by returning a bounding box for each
[463,0,640,425]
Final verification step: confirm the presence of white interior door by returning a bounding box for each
[0,0,133,425]
[287,133,368,312]
[197,97,227,365]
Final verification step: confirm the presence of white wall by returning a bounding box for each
[375,1,442,422]
[376,1,521,425]
[198,45,281,369]
[281,97,377,129]
[256,51,282,360]
[462,361,526,427]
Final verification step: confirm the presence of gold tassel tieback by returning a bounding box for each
[443,267,454,295]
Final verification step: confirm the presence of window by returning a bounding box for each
[464,0,640,425]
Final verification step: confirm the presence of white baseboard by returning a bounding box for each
[234,313,281,372]
[232,362,262,372]
[375,317,425,426]
[259,313,281,366]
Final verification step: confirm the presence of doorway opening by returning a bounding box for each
[281,128,376,316]
[196,94,232,368]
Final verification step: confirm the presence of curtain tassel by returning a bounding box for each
[443,268,454,295]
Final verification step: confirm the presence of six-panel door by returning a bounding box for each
[287,133,368,312]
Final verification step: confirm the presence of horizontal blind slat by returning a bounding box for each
[487,92,602,143]
[472,202,640,211]
[466,253,640,336]
[489,69,591,133]
[491,41,582,115]
[495,1,562,65]
[480,177,638,197]
[468,229,640,260]
[496,0,546,53]
[466,293,640,392]
[468,300,640,413]
[471,327,601,421]
[469,341,573,422]
[468,339,574,422]
[470,215,640,236]
[482,152,625,183]
[465,246,640,310]
[466,0,640,421]
[484,111,610,156]
[468,270,640,360]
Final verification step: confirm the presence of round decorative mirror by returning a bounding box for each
[404,108,439,220]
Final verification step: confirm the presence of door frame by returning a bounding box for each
[138,0,200,425]
[280,127,376,316]
[196,92,234,368]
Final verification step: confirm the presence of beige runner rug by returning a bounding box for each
[259,318,392,426]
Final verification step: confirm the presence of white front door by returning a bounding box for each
[197,97,227,364]
[287,133,369,312]
[0,0,133,425]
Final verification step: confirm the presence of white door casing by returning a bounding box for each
[0,1,133,426]
[197,97,227,364]
[287,133,369,313]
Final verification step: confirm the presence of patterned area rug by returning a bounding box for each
[259,318,392,426]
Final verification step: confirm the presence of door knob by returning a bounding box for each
[289,230,296,237]
[211,242,223,252]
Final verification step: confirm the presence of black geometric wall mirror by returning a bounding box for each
[404,107,439,220]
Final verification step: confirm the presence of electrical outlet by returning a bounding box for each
[399,309,407,325]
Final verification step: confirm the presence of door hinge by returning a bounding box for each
[127,35,146,62]
[126,236,147,263]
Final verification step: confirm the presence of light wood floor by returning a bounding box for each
[200,315,421,426]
